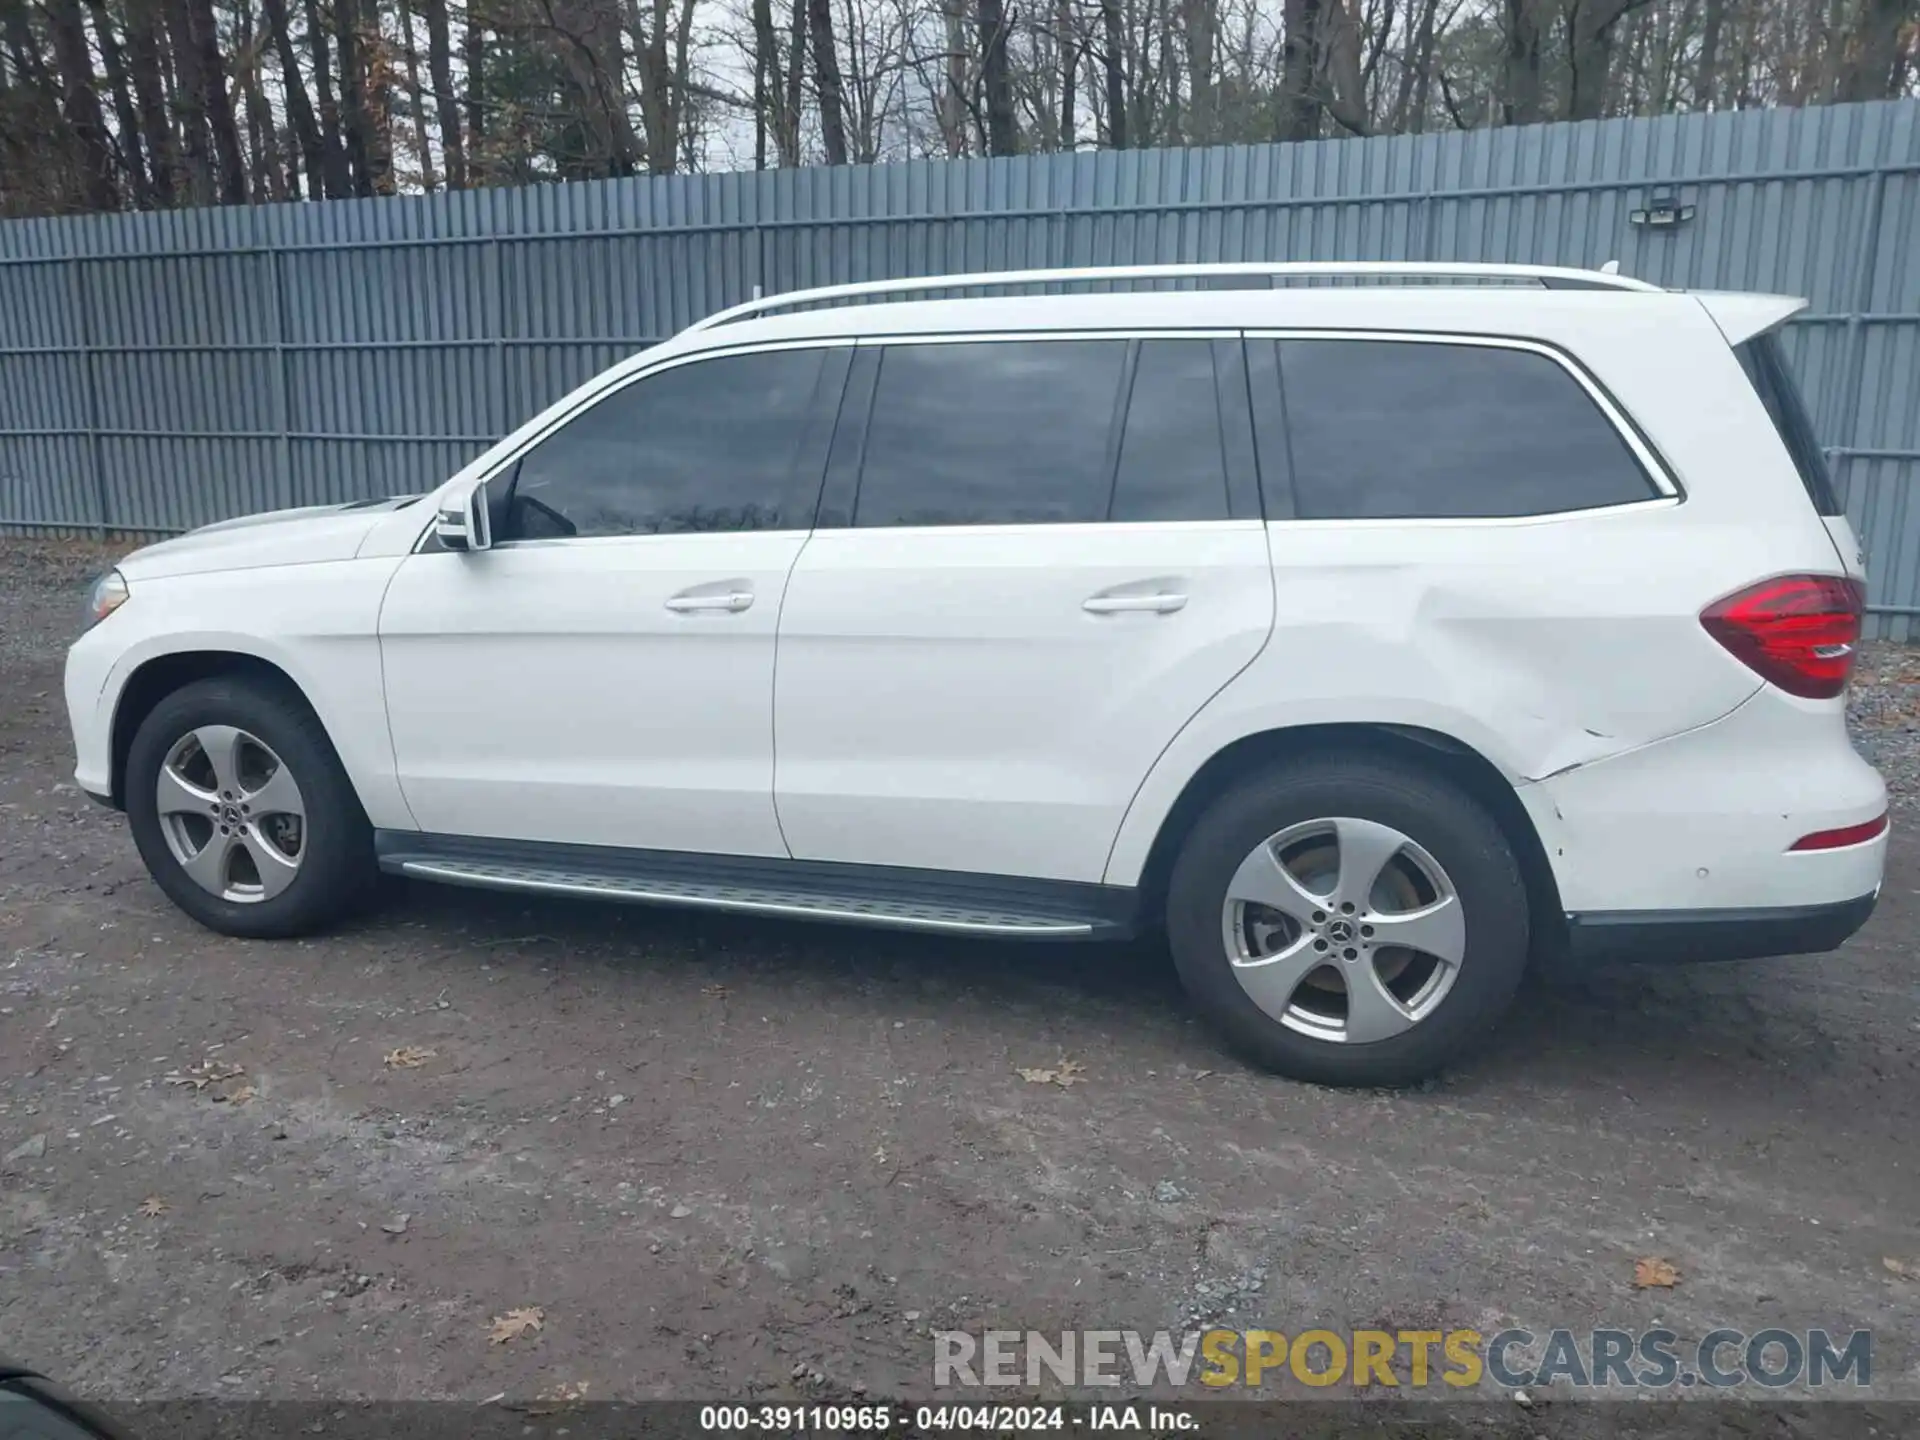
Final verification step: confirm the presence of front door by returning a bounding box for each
[379,343,847,856]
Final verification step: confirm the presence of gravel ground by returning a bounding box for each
[2,536,1918,1429]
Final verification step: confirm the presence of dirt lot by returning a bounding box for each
[2,539,1918,1418]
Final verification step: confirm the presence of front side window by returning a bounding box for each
[854,340,1128,528]
[500,347,831,540]
[1275,338,1659,520]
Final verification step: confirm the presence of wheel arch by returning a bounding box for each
[108,650,315,809]
[1126,722,1567,955]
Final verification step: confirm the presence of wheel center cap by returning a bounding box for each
[220,804,244,827]
[1326,918,1355,943]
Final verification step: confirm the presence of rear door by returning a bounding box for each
[771,333,1276,884]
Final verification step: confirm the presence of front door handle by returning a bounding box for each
[665,589,754,613]
[1082,592,1188,615]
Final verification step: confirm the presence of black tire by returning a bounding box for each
[1165,752,1530,1087]
[125,675,377,939]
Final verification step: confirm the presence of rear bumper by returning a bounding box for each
[1563,889,1879,966]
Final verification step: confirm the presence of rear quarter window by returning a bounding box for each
[1272,338,1660,521]
[1734,334,1843,517]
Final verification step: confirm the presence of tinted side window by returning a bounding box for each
[855,340,1126,527]
[1111,341,1232,522]
[505,347,829,539]
[1277,339,1658,520]
[1735,335,1842,516]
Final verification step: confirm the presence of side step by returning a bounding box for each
[373,832,1137,940]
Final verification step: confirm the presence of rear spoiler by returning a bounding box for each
[1692,291,1809,346]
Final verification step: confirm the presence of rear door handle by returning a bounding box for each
[665,589,754,613]
[1082,592,1188,615]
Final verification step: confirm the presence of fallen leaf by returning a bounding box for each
[218,1084,256,1106]
[488,1306,545,1345]
[537,1379,589,1405]
[137,1196,168,1217]
[165,1059,244,1090]
[1016,1058,1087,1088]
[1885,1257,1913,1279]
[1633,1257,1681,1289]
[384,1046,437,1070]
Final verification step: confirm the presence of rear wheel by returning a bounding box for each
[125,676,376,938]
[1166,754,1530,1086]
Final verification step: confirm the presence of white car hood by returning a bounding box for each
[117,497,424,581]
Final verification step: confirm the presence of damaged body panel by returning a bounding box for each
[1519,685,1886,914]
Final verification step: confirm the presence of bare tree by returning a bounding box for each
[809,0,850,159]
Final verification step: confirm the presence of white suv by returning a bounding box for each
[64,262,1889,1086]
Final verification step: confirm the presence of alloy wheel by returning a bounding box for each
[155,726,307,904]
[1220,816,1466,1043]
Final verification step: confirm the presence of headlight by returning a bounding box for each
[86,569,129,626]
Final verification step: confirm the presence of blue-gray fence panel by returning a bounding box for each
[2,99,1917,636]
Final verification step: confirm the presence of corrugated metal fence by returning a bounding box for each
[2,99,1917,635]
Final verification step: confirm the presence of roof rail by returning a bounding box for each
[687,261,1660,331]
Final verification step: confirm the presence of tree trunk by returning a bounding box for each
[122,0,176,203]
[235,0,288,198]
[1500,0,1543,124]
[333,0,375,193]
[1057,0,1076,147]
[461,14,484,176]
[183,0,249,200]
[750,0,788,166]
[807,0,848,163]
[1178,0,1213,143]
[421,0,464,185]
[394,0,437,187]
[85,0,153,205]
[1320,0,1371,133]
[303,0,353,193]
[1279,0,1323,140]
[1391,0,1438,131]
[625,0,676,172]
[1566,0,1649,121]
[163,0,217,201]
[1836,0,1914,102]
[1696,0,1724,107]
[1099,0,1125,147]
[46,0,121,208]
[359,0,396,192]
[260,0,331,197]
[934,0,966,155]
[977,0,1016,153]
[783,0,806,162]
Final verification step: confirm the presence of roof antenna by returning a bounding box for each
[1600,259,1621,275]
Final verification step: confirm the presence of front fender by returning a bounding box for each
[76,558,414,830]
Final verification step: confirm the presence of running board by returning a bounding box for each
[373,832,1136,940]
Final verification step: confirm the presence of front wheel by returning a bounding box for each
[125,675,377,938]
[1165,754,1531,1087]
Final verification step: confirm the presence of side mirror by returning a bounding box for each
[434,481,492,553]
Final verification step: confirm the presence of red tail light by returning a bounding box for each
[1789,813,1888,851]
[1700,574,1865,699]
